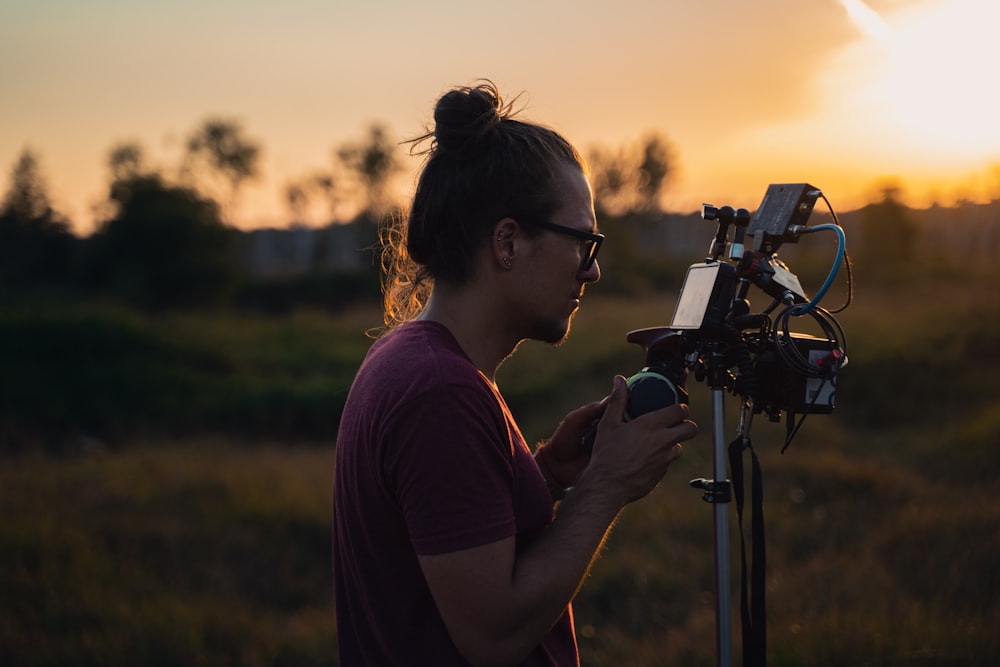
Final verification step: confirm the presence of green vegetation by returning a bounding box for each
[3,268,1000,665]
[0,301,377,448]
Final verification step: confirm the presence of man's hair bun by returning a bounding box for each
[431,81,509,160]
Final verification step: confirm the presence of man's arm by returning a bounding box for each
[418,376,697,667]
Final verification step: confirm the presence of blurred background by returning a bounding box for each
[2,0,998,665]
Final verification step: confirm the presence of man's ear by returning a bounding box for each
[492,218,519,270]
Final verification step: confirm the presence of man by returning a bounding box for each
[333,81,698,666]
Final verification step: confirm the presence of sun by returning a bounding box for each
[850,0,1000,164]
[837,0,892,42]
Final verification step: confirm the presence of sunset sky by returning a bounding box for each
[2,0,998,232]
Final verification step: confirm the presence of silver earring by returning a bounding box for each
[503,257,512,269]
[497,231,504,241]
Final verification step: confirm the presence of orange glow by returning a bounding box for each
[1,0,997,230]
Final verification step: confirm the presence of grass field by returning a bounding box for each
[2,273,999,666]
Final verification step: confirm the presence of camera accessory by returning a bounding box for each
[747,182,822,251]
[580,354,689,453]
[670,262,738,330]
[624,369,685,417]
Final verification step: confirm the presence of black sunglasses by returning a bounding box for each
[520,219,605,271]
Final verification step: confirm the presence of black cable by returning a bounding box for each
[771,305,847,378]
[819,192,854,314]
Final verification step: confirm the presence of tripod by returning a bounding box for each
[689,344,769,667]
[625,328,751,667]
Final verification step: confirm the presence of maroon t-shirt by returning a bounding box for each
[333,320,578,666]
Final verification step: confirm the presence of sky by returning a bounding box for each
[2,0,999,232]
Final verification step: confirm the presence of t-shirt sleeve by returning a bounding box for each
[384,381,517,556]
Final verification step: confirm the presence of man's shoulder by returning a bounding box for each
[363,320,484,394]
[374,321,472,369]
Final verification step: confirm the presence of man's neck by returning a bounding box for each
[418,288,519,381]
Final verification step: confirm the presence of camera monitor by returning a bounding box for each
[748,183,821,246]
[670,262,737,330]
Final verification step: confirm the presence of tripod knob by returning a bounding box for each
[689,478,732,503]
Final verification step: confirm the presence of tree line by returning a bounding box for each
[1,118,679,310]
[7,111,995,313]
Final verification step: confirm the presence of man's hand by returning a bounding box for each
[535,394,607,488]
[584,375,698,505]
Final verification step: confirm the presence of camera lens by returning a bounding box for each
[626,372,680,419]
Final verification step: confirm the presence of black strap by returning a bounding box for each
[729,435,767,667]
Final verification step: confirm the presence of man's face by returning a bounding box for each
[516,162,602,345]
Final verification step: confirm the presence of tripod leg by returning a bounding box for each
[711,387,733,667]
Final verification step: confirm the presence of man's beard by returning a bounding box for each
[529,312,574,346]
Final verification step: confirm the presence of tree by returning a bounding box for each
[107,141,149,183]
[183,118,261,222]
[85,175,238,309]
[2,148,51,220]
[284,171,340,226]
[587,132,675,217]
[285,182,309,224]
[636,133,674,211]
[858,182,921,281]
[0,148,76,288]
[104,141,161,217]
[336,123,402,220]
[588,145,630,218]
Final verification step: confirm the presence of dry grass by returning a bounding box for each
[0,441,338,666]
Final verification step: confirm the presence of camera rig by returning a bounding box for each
[614,183,851,667]
[624,182,849,442]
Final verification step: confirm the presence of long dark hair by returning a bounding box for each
[380,80,585,329]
